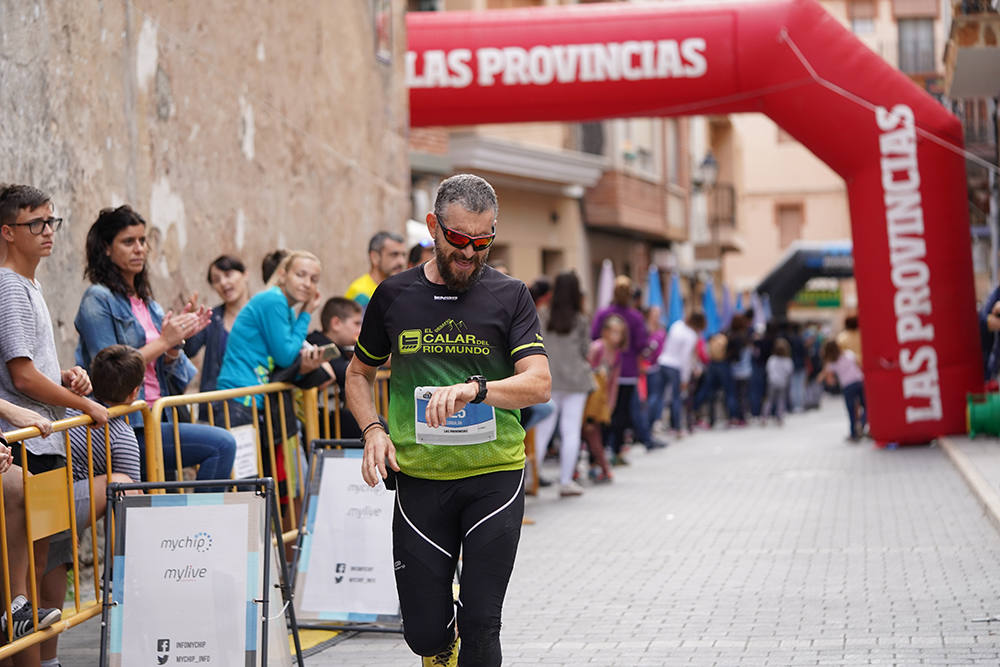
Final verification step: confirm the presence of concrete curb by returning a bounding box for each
[939,436,1000,533]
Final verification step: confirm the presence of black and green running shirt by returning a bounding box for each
[354,265,547,481]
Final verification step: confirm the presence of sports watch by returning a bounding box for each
[465,375,488,404]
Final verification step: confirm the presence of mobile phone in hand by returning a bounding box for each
[318,343,341,361]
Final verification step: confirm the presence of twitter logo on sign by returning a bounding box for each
[156,638,170,664]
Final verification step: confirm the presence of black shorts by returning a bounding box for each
[9,441,66,475]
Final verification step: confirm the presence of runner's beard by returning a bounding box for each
[435,245,489,292]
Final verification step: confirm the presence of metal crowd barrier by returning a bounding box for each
[317,370,390,440]
[0,400,149,660]
[0,374,394,659]
[146,382,320,545]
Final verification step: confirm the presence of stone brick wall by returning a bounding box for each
[0,0,409,363]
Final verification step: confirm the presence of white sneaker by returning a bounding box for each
[559,481,584,497]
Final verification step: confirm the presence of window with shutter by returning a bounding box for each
[897,17,935,74]
[776,204,804,250]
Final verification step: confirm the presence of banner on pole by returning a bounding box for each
[293,449,399,624]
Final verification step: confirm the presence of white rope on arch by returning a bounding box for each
[779,27,1000,176]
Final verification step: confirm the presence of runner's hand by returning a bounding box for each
[361,428,398,487]
[424,382,477,429]
[62,366,92,396]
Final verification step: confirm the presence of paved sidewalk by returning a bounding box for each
[55,399,1000,665]
[302,400,1000,666]
[940,435,1000,534]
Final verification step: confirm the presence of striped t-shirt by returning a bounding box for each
[65,409,142,482]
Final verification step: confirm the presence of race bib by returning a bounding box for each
[414,386,497,445]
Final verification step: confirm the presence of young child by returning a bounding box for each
[819,339,867,441]
[40,344,145,667]
[762,338,794,425]
[306,297,363,438]
[584,315,626,474]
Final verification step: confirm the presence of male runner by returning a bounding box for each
[346,174,550,667]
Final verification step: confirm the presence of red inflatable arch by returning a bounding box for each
[406,0,980,445]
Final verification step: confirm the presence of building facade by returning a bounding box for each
[943,0,1000,301]
[0,0,411,362]
[713,0,953,323]
[407,0,696,309]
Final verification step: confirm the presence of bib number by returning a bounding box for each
[414,386,497,445]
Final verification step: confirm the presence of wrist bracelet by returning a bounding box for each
[361,421,385,441]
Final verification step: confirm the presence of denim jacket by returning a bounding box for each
[74,284,197,425]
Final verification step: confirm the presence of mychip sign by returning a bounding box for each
[107,493,271,666]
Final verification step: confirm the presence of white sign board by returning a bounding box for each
[231,424,262,479]
[294,450,399,624]
[108,492,285,666]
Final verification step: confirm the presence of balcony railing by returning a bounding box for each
[709,182,735,228]
[960,98,997,146]
[958,0,998,14]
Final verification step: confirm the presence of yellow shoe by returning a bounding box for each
[422,636,459,667]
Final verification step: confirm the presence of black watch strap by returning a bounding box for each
[466,375,487,404]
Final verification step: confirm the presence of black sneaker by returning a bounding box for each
[0,595,61,642]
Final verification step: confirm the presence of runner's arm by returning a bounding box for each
[345,356,398,486]
[424,354,551,428]
[483,354,550,409]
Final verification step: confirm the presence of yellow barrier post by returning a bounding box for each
[0,473,12,645]
[62,430,80,616]
[0,402,146,660]
[301,388,320,447]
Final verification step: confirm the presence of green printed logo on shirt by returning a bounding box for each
[399,318,494,357]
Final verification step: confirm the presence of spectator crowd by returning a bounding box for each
[0,182,869,666]
[0,184,418,666]
[525,271,870,501]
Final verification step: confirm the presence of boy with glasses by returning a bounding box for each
[0,184,108,664]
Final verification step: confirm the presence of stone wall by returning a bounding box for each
[0,1,409,363]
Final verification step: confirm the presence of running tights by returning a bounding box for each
[393,468,524,667]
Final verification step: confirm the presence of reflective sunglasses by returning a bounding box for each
[437,217,496,251]
[6,217,63,235]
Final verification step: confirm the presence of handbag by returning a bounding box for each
[583,369,612,424]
